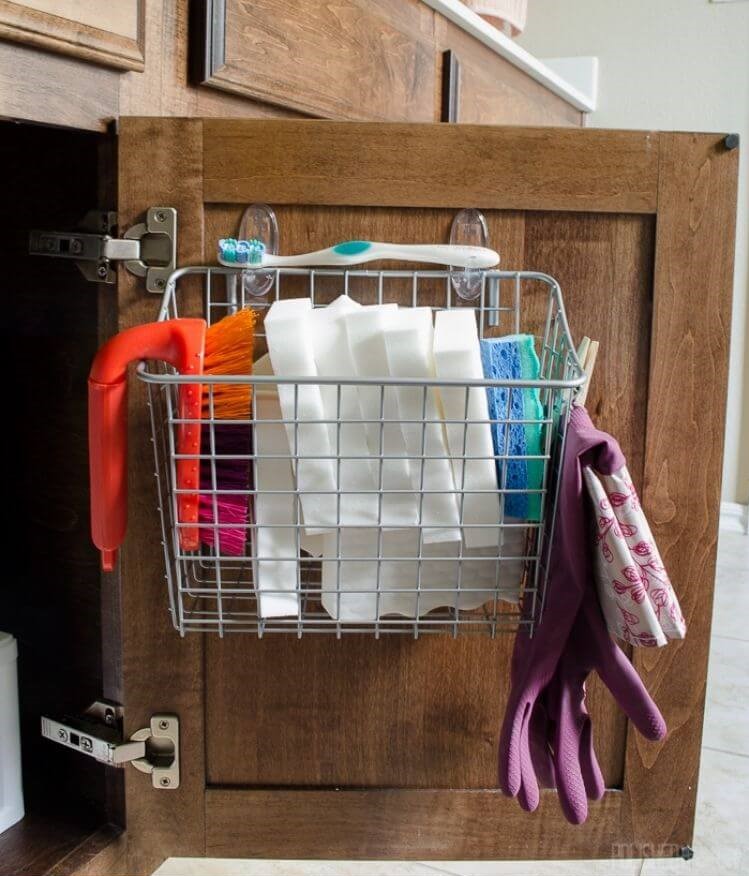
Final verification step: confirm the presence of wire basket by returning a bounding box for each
[138,266,584,638]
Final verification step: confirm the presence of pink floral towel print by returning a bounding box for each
[582,464,686,648]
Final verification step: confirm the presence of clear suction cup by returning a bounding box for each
[239,203,278,299]
[449,208,494,301]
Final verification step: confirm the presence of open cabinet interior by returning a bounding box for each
[0,121,123,876]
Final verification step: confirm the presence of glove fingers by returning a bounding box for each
[596,644,667,741]
[554,680,589,825]
[530,728,556,790]
[529,692,556,790]
[581,591,667,741]
[517,701,540,810]
[499,697,534,798]
[579,715,605,801]
[518,773,540,813]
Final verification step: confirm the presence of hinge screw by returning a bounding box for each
[97,264,108,279]
[158,719,170,731]
[57,728,68,742]
[154,278,165,289]
[155,211,167,223]
[104,708,116,726]
[159,776,171,787]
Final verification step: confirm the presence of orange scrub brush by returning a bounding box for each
[89,308,255,571]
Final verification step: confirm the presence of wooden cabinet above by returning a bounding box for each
[191,0,437,121]
[0,0,585,137]
[0,0,144,70]
[190,0,584,125]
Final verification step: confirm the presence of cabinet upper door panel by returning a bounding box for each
[191,0,436,120]
[0,0,144,70]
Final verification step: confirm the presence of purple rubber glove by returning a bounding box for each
[514,586,667,824]
[516,655,605,817]
[499,407,625,800]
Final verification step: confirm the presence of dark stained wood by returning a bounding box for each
[205,788,627,859]
[192,0,436,121]
[207,635,514,787]
[203,120,660,212]
[0,809,102,876]
[0,818,125,876]
[623,133,738,851]
[435,14,582,127]
[117,118,207,875]
[48,826,127,876]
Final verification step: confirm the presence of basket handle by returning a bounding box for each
[88,319,207,571]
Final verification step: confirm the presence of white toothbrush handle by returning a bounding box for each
[367,243,499,268]
[268,243,499,269]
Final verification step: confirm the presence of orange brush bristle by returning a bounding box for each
[203,308,256,417]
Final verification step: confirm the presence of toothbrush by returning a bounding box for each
[217,238,499,269]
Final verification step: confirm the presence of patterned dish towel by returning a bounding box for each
[583,464,686,647]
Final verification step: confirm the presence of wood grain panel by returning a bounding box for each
[0,39,118,131]
[435,15,581,126]
[204,120,660,212]
[522,211,656,785]
[119,0,303,119]
[623,134,738,851]
[207,635,513,787]
[0,0,144,70]
[206,788,627,859]
[204,203,524,789]
[203,205,653,791]
[117,118,207,876]
[195,0,436,121]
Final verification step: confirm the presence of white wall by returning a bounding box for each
[519,0,749,505]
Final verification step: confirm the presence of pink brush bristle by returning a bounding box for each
[198,424,251,556]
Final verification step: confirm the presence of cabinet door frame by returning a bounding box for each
[116,119,737,874]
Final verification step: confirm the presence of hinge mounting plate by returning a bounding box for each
[41,700,180,790]
[29,206,177,293]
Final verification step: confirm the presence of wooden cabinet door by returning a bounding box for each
[114,119,737,874]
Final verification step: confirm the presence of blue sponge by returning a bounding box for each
[480,335,544,520]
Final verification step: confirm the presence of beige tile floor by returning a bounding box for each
[155,532,749,876]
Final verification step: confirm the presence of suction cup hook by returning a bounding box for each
[449,208,492,301]
[239,203,278,298]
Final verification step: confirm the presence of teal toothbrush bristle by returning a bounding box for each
[246,238,265,265]
[218,237,265,265]
[218,238,237,263]
[235,240,251,264]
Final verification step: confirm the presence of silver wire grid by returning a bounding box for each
[138,266,584,637]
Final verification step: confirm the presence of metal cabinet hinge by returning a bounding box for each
[29,206,177,293]
[41,700,180,789]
